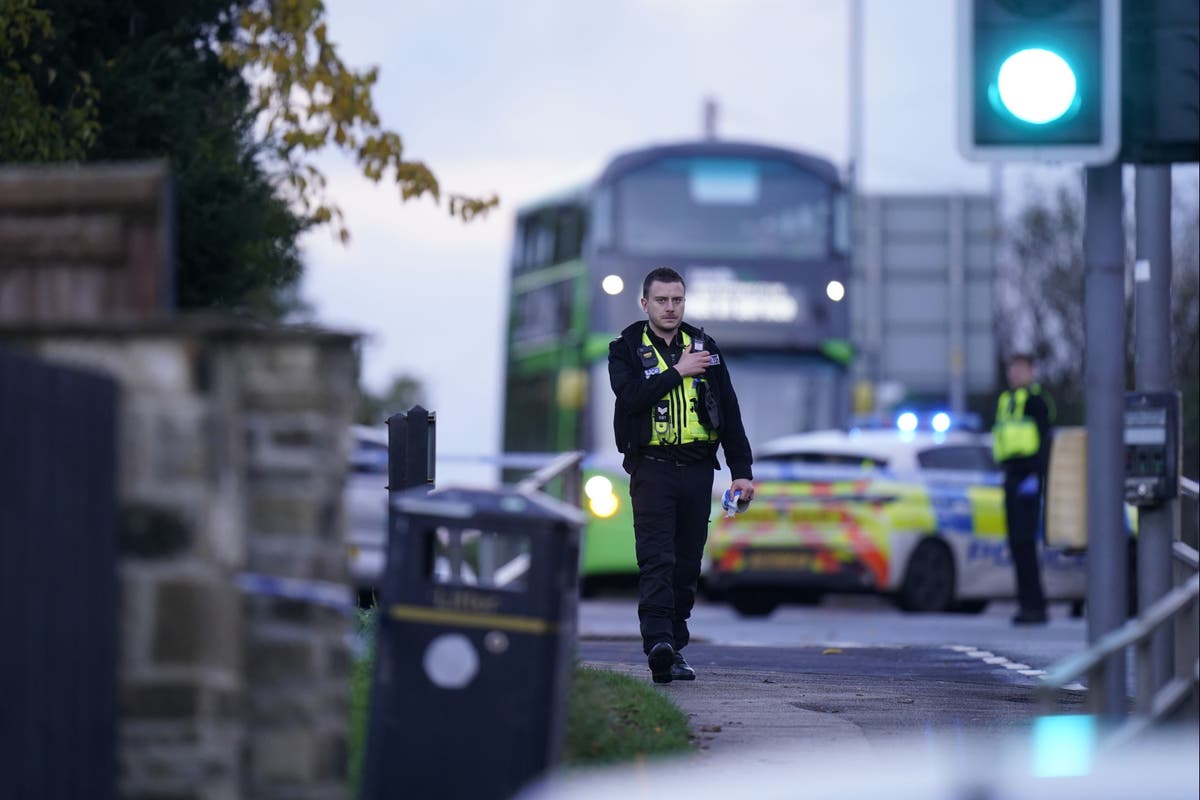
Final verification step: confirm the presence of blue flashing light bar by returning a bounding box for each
[849,411,984,434]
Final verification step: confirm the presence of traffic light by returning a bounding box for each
[958,0,1121,164]
[1121,0,1200,164]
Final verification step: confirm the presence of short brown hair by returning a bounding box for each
[642,267,685,298]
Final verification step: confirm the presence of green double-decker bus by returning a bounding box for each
[502,139,854,591]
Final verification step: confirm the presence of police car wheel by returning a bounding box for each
[950,600,988,614]
[897,538,956,613]
[699,577,725,603]
[729,589,779,617]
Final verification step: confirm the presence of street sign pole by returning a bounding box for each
[1083,161,1127,717]
[1133,165,1177,693]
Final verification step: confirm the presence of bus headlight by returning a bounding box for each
[588,492,619,518]
[585,475,619,518]
[585,476,613,500]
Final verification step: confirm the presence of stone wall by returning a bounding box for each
[1,318,358,800]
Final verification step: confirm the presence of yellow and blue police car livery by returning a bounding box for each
[704,419,1095,616]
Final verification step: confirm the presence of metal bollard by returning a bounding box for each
[386,405,436,495]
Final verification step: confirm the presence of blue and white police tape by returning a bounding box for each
[235,571,357,614]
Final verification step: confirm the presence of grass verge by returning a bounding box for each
[347,609,691,794]
[562,665,691,765]
[347,608,375,796]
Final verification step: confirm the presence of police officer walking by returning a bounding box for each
[992,353,1055,625]
[609,267,754,683]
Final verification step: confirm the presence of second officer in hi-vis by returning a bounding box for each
[608,267,755,683]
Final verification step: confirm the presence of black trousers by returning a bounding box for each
[629,455,715,654]
[1004,471,1047,613]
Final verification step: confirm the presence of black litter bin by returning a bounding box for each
[360,485,584,800]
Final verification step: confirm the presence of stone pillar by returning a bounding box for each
[0,320,358,800]
[236,337,358,800]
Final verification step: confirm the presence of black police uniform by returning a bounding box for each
[609,320,753,656]
[993,385,1054,621]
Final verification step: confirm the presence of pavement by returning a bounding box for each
[589,656,873,760]
[514,601,1200,799]
[525,646,1198,800]
[573,597,1086,758]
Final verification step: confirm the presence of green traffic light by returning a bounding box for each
[994,48,1079,125]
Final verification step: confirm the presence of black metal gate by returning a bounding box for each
[0,348,118,800]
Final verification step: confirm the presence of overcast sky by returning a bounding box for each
[297,0,1194,483]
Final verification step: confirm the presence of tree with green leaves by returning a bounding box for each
[0,0,98,160]
[0,0,496,314]
[220,0,497,242]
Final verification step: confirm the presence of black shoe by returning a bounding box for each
[671,652,696,681]
[1012,608,1048,625]
[648,642,675,684]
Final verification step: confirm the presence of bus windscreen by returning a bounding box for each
[616,156,830,260]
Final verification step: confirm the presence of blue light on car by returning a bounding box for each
[896,412,918,433]
[931,412,951,433]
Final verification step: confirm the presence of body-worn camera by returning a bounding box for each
[698,380,721,429]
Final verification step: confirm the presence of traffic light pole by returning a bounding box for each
[1133,165,1176,694]
[1083,161,1127,717]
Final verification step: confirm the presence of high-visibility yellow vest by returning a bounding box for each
[992,385,1049,462]
[645,328,719,447]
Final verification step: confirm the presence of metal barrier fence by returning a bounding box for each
[1039,476,1200,736]
[515,450,585,506]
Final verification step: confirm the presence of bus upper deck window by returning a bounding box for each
[554,208,583,262]
[689,159,760,205]
[533,217,555,268]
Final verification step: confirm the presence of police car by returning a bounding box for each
[703,413,1088,616]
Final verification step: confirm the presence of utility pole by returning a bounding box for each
[702,97,718,141]
[847,0,882,400]
[848,0,863,194]
[1083,161,1128,717]
[1133,165,1176,692]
